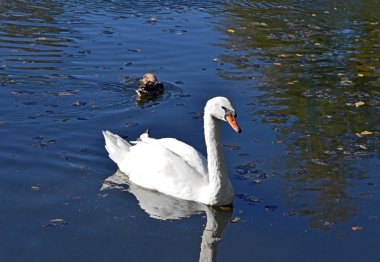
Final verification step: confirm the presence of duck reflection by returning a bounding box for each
[101,170,232,262]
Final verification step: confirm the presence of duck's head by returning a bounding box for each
[205,97,242,133]
[140,73,158,85]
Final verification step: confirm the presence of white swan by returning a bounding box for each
[102,96,241,206]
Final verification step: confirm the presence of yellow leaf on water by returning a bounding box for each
[357,73,364,77]
[351,226,363,231]
[354,101,365,107]
[360,131,373,135]
[227,28,235,33]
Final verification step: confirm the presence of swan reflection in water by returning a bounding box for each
[101,170,232,262]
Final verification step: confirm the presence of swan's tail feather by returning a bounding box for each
[102,130,131,164]
[130,129,151,144]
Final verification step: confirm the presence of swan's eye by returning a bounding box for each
[222,106,236,119]
[221,106,231,113]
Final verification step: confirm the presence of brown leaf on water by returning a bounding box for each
[273,62,282,66]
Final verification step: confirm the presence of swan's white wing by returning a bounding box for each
[119,141,208,202]
[138,133,208,176]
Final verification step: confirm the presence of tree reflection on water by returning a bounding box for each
[217,0,379,230]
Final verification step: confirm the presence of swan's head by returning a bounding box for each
[205,96,242,133]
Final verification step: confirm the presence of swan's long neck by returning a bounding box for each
[204,113,233,206]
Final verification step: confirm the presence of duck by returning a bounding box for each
[135,73,164,97]
[102,96,241,206]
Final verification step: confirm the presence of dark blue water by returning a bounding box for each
[1,1,379,261]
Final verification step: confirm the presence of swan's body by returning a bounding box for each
[102,97,241,206]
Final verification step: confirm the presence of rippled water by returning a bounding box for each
[1,1,379,261]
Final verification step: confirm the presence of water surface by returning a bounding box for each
[0,1,379,261]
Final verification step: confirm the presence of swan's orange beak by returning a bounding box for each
[226,114,241,133]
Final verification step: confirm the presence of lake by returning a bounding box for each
[0,1,379,261]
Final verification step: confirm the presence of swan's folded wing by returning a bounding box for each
[124,142,208,201]
[141,136,208,176]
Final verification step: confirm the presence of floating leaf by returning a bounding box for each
[351,226,363,231]
[357,73,364,77]
[360,131,373,135]
[311,158,328,165]
[355,101,365,107]
[253,179,262,184]
[227,28,236,33]
[44,218,68,227]
[231,217,240,223]
[50,218,64,223]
